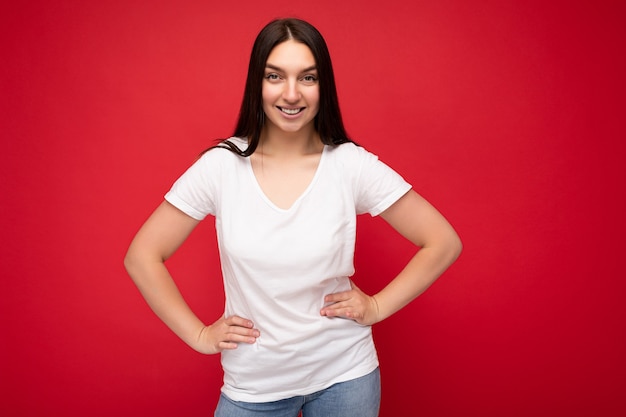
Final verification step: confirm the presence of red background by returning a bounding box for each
[2,1,625,416]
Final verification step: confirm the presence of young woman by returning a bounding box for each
[125,18,462,417]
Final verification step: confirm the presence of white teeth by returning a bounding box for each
[280,107,302,115]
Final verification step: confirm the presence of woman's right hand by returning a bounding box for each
[125,201,260,355]
[193,315,260,354]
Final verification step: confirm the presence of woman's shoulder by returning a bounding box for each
[327,141,377,163]
[181,138,248,183]
[198,137,248,161]
[222,136,248,150]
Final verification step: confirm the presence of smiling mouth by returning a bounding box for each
[278,107,304,115]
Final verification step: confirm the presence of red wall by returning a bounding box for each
[2,1,625,416]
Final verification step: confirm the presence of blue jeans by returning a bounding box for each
[214,368,381,417]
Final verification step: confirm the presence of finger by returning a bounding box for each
[225,331,258,344]
[218,341,239,350]
[223,319,260,342]
[324,291,353,304]
[225,315,255,329]
[322,305,363,321]
[227,325,260,339]
[321,301,350,316]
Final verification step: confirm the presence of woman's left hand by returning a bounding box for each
[320,280,380,326]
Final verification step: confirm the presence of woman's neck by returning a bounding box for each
[258,123,323,157]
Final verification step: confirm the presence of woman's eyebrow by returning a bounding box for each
[265,64,318,72]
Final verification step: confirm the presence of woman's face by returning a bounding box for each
[262,40,320,136]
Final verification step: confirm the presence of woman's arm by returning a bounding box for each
[124,200,259,354]
[320,190,462,325]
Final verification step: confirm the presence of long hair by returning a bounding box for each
[212,18,353,157]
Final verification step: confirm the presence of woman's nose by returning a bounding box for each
[282,80,300,102]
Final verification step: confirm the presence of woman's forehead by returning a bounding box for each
[266,40,316,69]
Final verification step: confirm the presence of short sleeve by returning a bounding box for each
[350,145,412,216]
[164,151,222,220]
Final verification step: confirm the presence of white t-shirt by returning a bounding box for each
[165,137,411,402]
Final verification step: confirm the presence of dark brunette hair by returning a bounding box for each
[213,18,353,156]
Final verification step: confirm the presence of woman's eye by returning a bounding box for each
[265,73,280,81]
[302,75,318,83]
